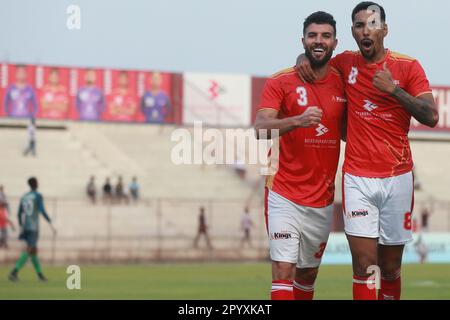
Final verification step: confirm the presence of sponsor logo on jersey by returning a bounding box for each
[363,100,378,112]
[315,123,329,137]
[270,232,292,240]
[332,96,347,103]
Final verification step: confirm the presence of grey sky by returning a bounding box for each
[1,0,449,84]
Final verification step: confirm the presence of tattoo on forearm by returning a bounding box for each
[392,86,436,126]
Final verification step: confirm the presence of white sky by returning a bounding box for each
[1,0,449,84]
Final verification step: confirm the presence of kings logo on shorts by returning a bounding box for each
[346,209,369,218]
[270,231,292,240]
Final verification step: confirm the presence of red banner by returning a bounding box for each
[0,63,182,125]
[35,66,71,120]
[2,64,37,118]
[410,86,450,132]
[72,68,105,121]
[137,71,174,123]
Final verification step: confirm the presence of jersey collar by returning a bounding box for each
[358,49,391,69]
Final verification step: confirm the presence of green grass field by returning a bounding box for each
[0,263,449,299]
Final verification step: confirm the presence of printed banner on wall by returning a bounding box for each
[35,66,71,120]
[2,64,37,119]
[102,69,138,122]
[411,86,450,132]
[251,76,267,124]
[72,68,105,121]
[137,71,173,124]
[0,63,182,125]
[0,64,6,118]
[183,73,251,126]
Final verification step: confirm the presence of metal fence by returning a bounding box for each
[1,196,450,264]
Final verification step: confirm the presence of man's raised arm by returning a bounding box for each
[254,107,323,139]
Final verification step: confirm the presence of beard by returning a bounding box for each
[305,47,334,68]
[359,45,376,59]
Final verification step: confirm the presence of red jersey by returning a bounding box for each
[0,207,8,229]
[104,88,137,122]
[330,50,432,178]
[40,84,70,119]
[259,67,346,208]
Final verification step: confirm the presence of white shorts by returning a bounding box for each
[343,171,414,245]
[267,190,333,268]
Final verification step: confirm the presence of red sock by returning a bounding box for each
[353,275,377,300]
[271,280,294,300]
[378,276,401,300]
[293,281,314,300]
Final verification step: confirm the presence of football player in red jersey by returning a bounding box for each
[255,11,347,300]
[296,2,439,300]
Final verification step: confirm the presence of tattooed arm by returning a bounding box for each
[391,89,438,128]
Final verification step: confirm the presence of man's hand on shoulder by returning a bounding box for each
[295,54,316,83]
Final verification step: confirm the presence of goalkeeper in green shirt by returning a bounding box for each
[9,177,56,282]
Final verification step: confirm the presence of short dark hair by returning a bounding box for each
[352,1,386,23]
[28,177,38,190]
[303,11,337,36]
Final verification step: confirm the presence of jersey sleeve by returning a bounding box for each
[405,60,432,97]
[37,194,51,223]
[17,200,23,227]
[259,78,284,112]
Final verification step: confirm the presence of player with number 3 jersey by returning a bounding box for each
[255,12,346,300]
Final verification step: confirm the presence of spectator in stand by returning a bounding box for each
[115,176,126,204]
[103,177,112,204]
[129,176,140,202]
[193,206,212,249]
[240,206,253,247]
[86,176,96,204]
[420,207,431,233]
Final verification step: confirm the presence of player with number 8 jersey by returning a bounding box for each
[295,1,439,300]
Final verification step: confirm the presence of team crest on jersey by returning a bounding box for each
[348,67,358,84]
[315,123,329,137]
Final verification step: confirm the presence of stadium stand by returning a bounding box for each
[1,118,450,264]
[0,118,267,263]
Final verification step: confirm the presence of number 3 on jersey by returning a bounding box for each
[296,86,308,106]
